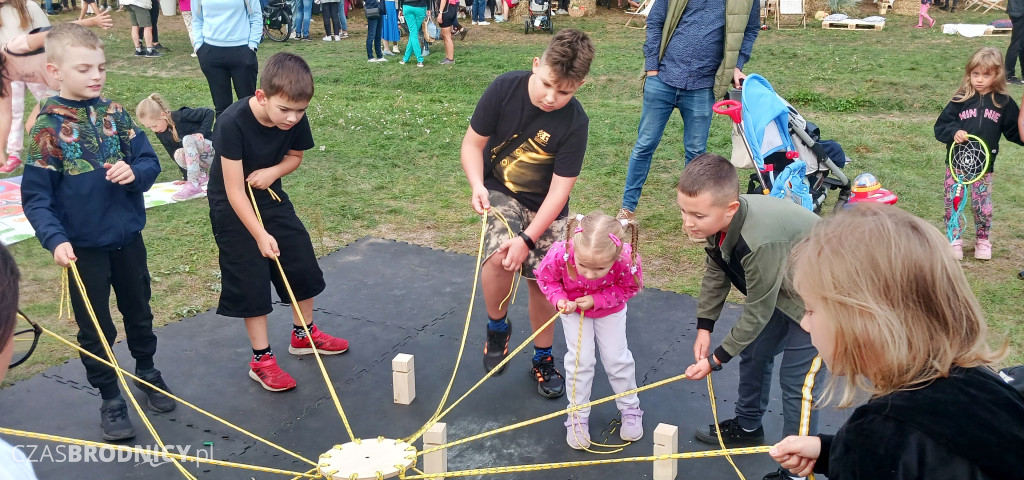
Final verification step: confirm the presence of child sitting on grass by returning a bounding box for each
[136,92,215,201]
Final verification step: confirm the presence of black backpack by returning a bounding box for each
[1000,365,1024,396]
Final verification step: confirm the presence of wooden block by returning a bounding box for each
[392,353,415,373]
[393,371,416,404]
[986,27,1012,35]
[423,423,447,478]
[821,20,884,30]
[653,423,678,480]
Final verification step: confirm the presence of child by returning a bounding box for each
[460,29,594,399]
[20,23,174,442]
[120,0,161,57]
[322,0,343,41]
[0,0,50,172]
[677,154,824,480]
[208,52,348,392]
[769,204,1024,479]
[0,246,39,479]
[535,212,644,449]
[934,47,1023,261]
[916,0,934,28]
[135,93,215,201]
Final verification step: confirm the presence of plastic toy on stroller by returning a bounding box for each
[714,74,852,214]
[525,0,554,33]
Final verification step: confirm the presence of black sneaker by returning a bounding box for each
[762,466,799,480]
[152,43,168,51]
[133,369,176,413]
[145,48,163,58]
[530,355,565,398]
[695,417,764,447]
[99,397,136,441]
[483,320,511,375]
[1008,76,1024,85]
[134,49,145,57]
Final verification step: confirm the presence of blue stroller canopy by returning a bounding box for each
[741,74,796,171]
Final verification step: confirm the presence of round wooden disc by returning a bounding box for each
[318,439,417,480]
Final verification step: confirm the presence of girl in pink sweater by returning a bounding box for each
[535,211,643,451]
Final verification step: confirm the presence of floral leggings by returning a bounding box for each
[173,134,215,186]
[944,170,993,240]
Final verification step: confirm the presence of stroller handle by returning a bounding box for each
[713,100,742,124]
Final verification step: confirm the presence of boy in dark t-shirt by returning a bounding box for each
[209,53,348,392]
[460,29,594,399]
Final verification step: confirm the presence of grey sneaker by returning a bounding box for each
[440,58,455,65]
[1008,76,1024,85]
[695,417,764,447]
[133,369,176,413]
[100,397,136,441]
[619,407,644,441]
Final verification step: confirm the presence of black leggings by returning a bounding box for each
[197,44,259,116]
[323,3,342,35]
[149,3,160,43]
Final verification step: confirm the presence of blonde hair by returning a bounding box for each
[136,93,179,141]
[954,47,1009,107]
[564,211,640,282]
[790,204,1006,408]
[44,22,104,65]
[0,0,34,30]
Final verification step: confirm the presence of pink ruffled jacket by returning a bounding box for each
[534,241,643,318]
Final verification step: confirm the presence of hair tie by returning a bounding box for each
[575,213,585,221]
[619,218,629,228]
[608,233,622,247]
[574,226,583,234]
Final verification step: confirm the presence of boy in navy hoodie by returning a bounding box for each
[21,23,174,443]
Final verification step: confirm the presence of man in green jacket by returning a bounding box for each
[677,154,824,480]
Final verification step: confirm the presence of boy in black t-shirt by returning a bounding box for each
[209,52,348,392]
[460,29,594,399]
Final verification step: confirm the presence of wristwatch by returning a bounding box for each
[707,355,723,372]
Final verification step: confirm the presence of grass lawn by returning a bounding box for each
[3,4,1023,385]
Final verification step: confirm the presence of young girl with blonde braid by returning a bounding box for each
[535,211,644,450]
[135,93,215,201]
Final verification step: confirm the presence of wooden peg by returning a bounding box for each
[392,354,416,405]
[653,423,678,480]
[423,423,447,479]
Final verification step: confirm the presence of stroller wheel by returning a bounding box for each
[525,16,531,33]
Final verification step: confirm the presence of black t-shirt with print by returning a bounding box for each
[208,96,315,211]
[470,70,589,217]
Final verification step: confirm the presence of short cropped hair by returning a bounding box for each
[45,23,104,64]
[260,52,314,102]
[676,153,739,206]
[541,29,594,86]
[0,244,20,346]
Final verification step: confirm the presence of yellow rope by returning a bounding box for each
[567,309,628,454]
[63,266,197,480]
[406,312,559,445]
[400,446,774,479]
[0,427,320,477]
[406,213,488,445]
[247,183,357,442]
[289,467,323,480]
[418,371,690,456]
[38,325,317,467]
[708,373,745,479]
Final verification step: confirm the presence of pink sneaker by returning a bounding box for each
[197,172,210,188]
[289,325,349,355]
[0,155,21,173]
[565,416,590,450]
[974,239,992,260]
[951,239,963,260]
[172,182,205,201]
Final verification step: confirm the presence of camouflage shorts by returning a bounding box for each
[484,190,568,279]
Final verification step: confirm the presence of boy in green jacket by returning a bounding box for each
[677,154,824,480]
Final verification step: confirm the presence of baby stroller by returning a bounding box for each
[713,74,852,214]
[525,0,554,33]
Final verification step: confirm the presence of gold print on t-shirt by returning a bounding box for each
[491,137,554,195]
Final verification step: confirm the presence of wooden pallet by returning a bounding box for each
[822,20,885,30]
[985,26,1012,35]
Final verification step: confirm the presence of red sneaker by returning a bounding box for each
[248,356,297,392]
[289,325,349,355]
[0,155,21,173]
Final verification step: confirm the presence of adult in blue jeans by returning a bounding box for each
[292,0,313,39]
[617,0,760,221]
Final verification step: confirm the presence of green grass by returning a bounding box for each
[4,5,1024,384]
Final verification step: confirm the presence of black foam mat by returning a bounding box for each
[0,237,847,479]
